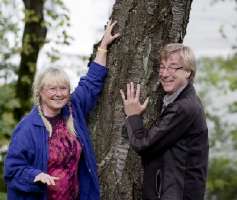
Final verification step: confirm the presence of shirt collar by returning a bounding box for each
[31,105,70,126]
[163,82,188,107]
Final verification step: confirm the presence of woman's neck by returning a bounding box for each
[41,105,61,117]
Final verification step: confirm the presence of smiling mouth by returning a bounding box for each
[162,80,174,84]
[52,99,65,102]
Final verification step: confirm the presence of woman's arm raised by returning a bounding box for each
[94,20,120,66]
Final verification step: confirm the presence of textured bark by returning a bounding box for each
[14,0,47,120]
[89,0,193,199]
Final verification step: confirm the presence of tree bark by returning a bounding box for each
[14,0,47,120]
[89,0,193,199]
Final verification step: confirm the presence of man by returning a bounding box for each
[120,43,209,200]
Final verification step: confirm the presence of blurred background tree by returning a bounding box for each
[0,0,71,137]
[197,1,237,199]
[14,0,72,120]
[0,0,21,142]
[0,0,71,197]
[196,55,237,200]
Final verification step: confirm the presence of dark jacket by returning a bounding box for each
[4,62,108,200]
[125,83,209,200]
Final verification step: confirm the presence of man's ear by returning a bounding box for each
[185,71,191,79]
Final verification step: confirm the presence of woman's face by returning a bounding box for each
[40,83,70,117]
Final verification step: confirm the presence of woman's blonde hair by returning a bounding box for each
[32,67,75,137]
[160,43,196,80]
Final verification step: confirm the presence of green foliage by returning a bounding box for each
[229,101,237,113]
[0,83,17,193]
[207,158,237,200]
[0,83,18,140]
[0,0,73,83]
[0,0,21,82]
[0,159,6,193]
[0,0,75,196]
[197,55,237,200]
[196,55,237,151]
[0,192,6,200]
[231,129,237,149]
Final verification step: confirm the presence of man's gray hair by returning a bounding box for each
[160,43,196,80]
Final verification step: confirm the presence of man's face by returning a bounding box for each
[159,52,190,94]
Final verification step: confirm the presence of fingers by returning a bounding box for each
[48,176,60,186]
[34,173,60,186]
[112,33,121,40]
[106,19,120,38]
[135,84,141,101]
[100,19,120,48]
[44,175,59,186]
[127,83,131,100]
[126,82,140,101]
[45,176,53,185]
[105,20,111,32]
[105,20,115,33]
[107,19,112,25]
[121,82,147,104]
[126,82,135,100]
[130,82,135,99]
[120,89,126,103]
[141,97,149,111]
[106,20,117,30]
[109,20,117,30]
[120,83,149,116]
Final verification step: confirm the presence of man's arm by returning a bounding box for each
[125,103,195,155]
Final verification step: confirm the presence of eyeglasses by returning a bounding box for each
[159,64,183,73]
[43,86,69,95]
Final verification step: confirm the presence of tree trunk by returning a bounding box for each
[14,0,47,120]
[89,0,193,199]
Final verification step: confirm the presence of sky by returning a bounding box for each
[184,0,237,57]
[59,0,237,58]
[61,0,115,56]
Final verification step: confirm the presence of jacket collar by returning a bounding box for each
[177,82,196,100]
[163,82,188,107]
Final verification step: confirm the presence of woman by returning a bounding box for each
[4,20,120,200]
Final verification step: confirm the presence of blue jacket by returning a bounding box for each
[4,62,108,200]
